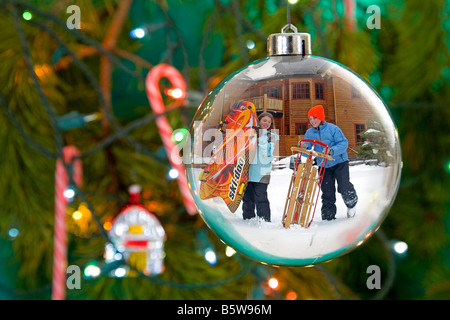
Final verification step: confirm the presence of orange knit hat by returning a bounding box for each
[308,105,325,122]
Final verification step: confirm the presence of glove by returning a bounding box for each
[300,142,308,149]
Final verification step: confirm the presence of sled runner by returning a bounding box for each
[199,101,258,213]
[282,139,333,228]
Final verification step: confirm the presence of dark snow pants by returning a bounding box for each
[242,182,271,222]
[321,161,358,221]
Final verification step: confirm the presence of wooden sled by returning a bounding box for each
[282,139,333,228]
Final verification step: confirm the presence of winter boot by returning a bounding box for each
[347,206,356,218]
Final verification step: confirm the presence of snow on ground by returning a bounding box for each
[190,155,397,264]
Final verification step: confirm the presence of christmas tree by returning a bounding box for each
[356,119,394,166]
[0,0,449,300]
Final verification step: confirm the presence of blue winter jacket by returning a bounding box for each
[249,130,279,183]
[303,121,349,168]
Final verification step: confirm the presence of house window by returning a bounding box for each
[262,85,282,99]
[352,86,361,98]
[295,123,308,135]
[355,124,366,143]
[315,83,324,100]
[292,82,310,99]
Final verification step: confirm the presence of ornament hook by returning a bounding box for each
[284,0,297,33]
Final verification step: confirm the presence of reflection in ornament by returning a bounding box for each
[185,22,401,266]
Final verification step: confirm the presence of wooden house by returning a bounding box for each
[241,75,377,157]
[196,68,378,160]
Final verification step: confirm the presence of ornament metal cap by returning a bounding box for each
[267,24,312,56]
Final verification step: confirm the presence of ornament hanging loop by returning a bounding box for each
[268,1,311,56]
[282,23,298,33]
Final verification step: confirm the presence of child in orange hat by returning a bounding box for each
[308,104,326,122]
[302,105,358,220]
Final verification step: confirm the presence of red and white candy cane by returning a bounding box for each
[145,64,196,215]
[52,146,82,300]
[343,0,356,31]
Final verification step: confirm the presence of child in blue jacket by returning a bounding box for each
[242,112,279,222]
[302,105,358,221]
